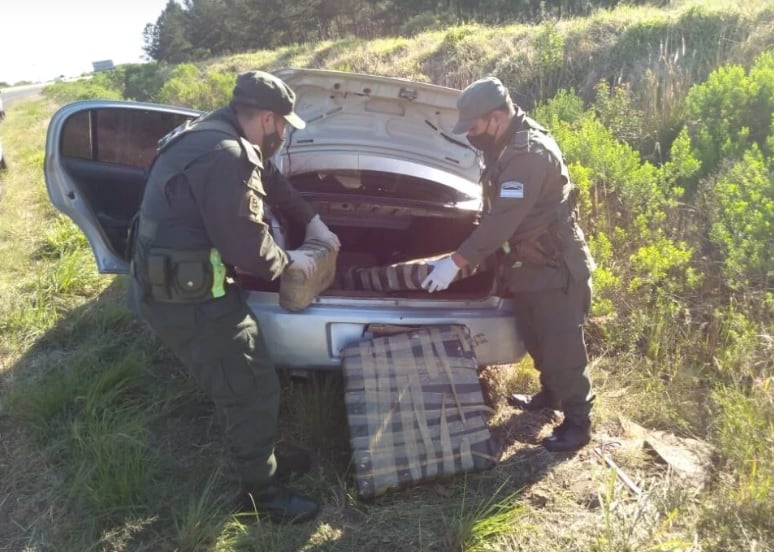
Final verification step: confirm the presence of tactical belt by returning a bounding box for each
[142,246,226,303]
[135,219,227,303]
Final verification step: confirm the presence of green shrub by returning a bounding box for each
[119,62,169,102]
[628,234,701,296]
[592,81,645,150]
[658,128,701,198]
[157,64,233,111]
[701,146,774,290]
[534,22,565,101]
[535,88,704,358]
[685,51,774,179]
[548,108,668,236]
[533,88,587,127]
[43,76,123,103]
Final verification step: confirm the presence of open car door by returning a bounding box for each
[44,100,200,273]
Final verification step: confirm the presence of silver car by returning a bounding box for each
[44,69,524,369]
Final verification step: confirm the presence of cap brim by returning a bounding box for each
[283,111,306,130]
[452,116,474,135]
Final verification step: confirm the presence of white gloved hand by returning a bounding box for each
[305,214,341,251]
[286,249,317,279]
[421,255,461,293]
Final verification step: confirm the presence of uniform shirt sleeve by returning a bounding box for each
[189,145,289,280]
[263,161,316,229]
[456,150,548,268]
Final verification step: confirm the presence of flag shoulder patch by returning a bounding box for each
[499,181,525,199]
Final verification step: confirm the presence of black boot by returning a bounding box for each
[541,418,591,452]
[242,483,319,523]
[274,449,311,481]
[507,389,561,411]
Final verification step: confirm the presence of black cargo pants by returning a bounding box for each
[132,283,279,489]
[511,276,594,422]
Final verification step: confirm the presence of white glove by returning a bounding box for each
[421,255,461,293]
[286,250,317,279]
[305,214,341,251]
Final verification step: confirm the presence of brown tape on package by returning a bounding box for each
[342,325,498,499]
[279,239,338,312]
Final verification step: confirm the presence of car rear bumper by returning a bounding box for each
[246,291,524,369]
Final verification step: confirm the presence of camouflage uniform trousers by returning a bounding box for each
[133,284,279,488]
[511,276,594,422]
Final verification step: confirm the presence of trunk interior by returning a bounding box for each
[237,200,496,299]
[239,170,496,299]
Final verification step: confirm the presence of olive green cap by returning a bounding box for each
[232,70,306,129]
[452,76,512,134]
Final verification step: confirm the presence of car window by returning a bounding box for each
[61,108,191,169]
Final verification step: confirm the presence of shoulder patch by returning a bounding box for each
[239,137,263,168]
[243,189,264,223]
[511,130,530,150]
[499,180,525,199]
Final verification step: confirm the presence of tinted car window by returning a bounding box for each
[61,108,191,168]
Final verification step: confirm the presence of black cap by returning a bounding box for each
[232,70,306,129]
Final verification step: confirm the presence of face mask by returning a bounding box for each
[261,118,285,158]
[467,132,496,152]
[466,116,496,152]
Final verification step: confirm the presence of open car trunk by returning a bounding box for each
[237,169,496,299]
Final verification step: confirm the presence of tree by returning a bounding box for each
[143,0,194,63]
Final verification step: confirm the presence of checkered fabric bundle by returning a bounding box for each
[342,325,497,499]
[279,238,338,312]
[341,255,480,292]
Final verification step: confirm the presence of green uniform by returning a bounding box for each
[457,110,596,421]
[130,106,314,488]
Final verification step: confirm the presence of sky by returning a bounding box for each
[0,0,171,85]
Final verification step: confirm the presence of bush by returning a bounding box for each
[119,62,169,102]
[43,76,123,103]
[685,51,774,179]
[700,146,774,290]
[156,64,233,111]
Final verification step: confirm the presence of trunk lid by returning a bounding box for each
[275,69,481,200]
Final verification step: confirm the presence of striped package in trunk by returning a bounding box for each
[341,255,480,292]
[342,325,497,499]
[279,238,338,312]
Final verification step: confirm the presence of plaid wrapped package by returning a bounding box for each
[279,238,338,312]
[340,254,480,292]
[342,325,498,499]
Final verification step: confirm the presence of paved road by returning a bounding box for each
[1,83,48,107]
